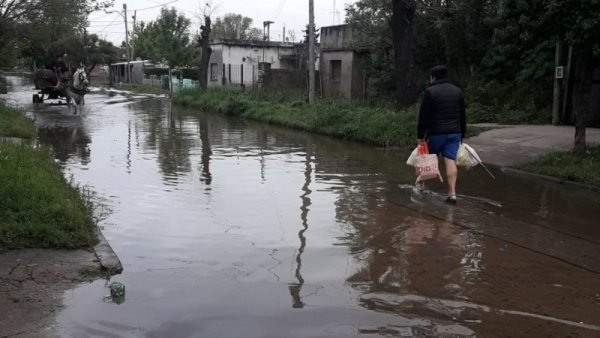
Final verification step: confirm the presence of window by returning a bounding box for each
[210,63,219,81]
[330,60,342,81]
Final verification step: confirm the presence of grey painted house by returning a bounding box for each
[320,24,365,100]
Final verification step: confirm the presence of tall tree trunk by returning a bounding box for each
[198,16,212,90]
[391,0,417,107]
[573,54,593,154]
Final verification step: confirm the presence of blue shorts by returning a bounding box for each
[427,133,461,160]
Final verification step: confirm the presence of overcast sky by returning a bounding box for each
[88,0,355,45]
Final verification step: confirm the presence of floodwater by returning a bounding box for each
[3,75,600,337]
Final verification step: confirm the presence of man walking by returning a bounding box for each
[417,65,466,204]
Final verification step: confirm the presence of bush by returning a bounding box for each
[466,81,551,124]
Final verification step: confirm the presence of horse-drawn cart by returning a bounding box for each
[32,69,69,105]
[32,68,89,112]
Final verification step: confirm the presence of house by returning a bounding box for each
[207,39,318,88]
[320,24,366,100]
[109,60,148,84]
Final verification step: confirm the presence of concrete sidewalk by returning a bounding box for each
[465,124,600,166]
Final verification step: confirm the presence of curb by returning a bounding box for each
[93,229,123,275]
[501,167,599,192]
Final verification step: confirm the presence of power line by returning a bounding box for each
[96,13,121,33]
[272,0,287,21]
[133,0,179,12]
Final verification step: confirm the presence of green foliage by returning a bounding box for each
[1,0,115,68]
[173,89,417,148]
[518,146,600,188]
[466,81,551,124]
[133,7,198,68]
[211,13,262,41]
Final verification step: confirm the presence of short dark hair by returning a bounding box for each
[430,65,448,80]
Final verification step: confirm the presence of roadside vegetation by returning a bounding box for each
[0,103,97,249]
[517,146,600,189]
[0,104,36,138]
[175,88,418,148]
[175,88,487,148]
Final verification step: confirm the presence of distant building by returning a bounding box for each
[320,24,366,100]
[207,39,319,88]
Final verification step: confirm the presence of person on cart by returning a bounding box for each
[51,55,68,88]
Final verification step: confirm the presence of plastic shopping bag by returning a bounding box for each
[456,143,480,169]
[415,154,443,183]
[406,147,418,166]
[407,141,430,167]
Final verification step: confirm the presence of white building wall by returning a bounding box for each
[207,43,299,88]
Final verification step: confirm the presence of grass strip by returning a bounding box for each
[0,104,36,139]
[517,146,600,188]
[174,88,418,148]
[0,141,97,249]
[0,103,97,249]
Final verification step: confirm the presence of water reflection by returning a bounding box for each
[199,117,212,186]
[289,149,313,309]
[36,124,91,165]
[4,77,599,337]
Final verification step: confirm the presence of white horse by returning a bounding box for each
[64,67,89,114]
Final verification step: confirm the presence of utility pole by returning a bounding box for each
[123,3,131,83]
[552,41,564,125]
[131,10,137,61]
[308,0,315,104]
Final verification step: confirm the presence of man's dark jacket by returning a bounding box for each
[417,79,466,139]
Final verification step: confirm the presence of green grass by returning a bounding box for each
[517,146,600,188]
[0,104,36,139]
[0,77,6,94]
[0,103,97,249]
[174,88,418,148]
[115,83,169,96]
[0,141,97,249]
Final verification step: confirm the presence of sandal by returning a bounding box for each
[446,195,457,204]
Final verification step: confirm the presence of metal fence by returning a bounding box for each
[212,64,261,90]
[142,64,263,92]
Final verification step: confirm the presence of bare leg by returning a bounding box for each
[444,157,457,198]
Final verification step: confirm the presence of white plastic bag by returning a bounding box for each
[415,154,443,183]
[406,147,419,166]
[456,143,480,169]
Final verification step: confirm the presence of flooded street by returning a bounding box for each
[2,76,600,337]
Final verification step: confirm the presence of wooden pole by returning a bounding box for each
[123,4,131,83]
[308,0,316,104]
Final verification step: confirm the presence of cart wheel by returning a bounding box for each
[33,94,39,103]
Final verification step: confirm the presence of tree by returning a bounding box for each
[391,0,418,106]
[346,0,395,95]
[197,15,212,89]
[544,0,600,154]
[133,8,197,68]
[211,13,261,41]
[1,0,114,68]
[302,24,319,44]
